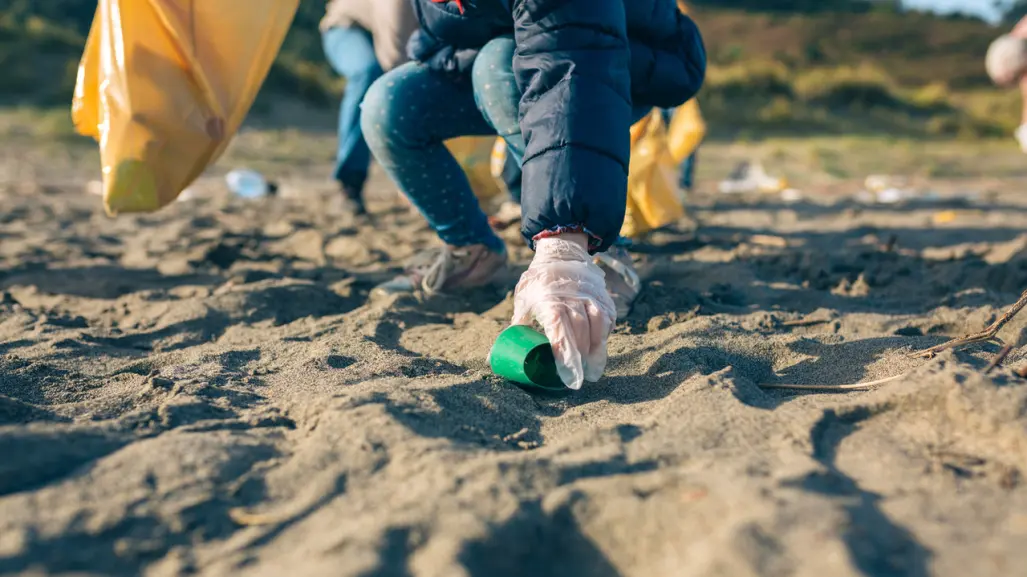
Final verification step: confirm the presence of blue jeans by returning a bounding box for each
[680,150,697,189]
[362,60,505,252]
[362,36,650,251]
[322,26,383,191]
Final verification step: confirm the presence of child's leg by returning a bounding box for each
[322,26,383,196]
[471,37,525,166]
[472,36,654,164]
[362,63,504,253]
[680,149,697,190]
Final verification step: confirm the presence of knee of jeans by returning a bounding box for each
[360,75,403,152]
[472,37,519,135]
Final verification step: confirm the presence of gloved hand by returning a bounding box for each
[510,235,617,390]
[1016,124,1027,153]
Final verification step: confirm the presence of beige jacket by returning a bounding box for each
[320,0,419,71]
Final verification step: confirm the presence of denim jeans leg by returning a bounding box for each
[322,26,383,191]
[680,150,697,189]
[361,62,504,251]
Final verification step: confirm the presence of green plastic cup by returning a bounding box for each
[490,325,565,391]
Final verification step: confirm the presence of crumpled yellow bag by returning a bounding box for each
[446,136,505,205]
[72,0,298,215]
[667,99,706,164]
[620,110,686,238]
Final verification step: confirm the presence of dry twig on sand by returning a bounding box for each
[912,288,1027,359]
[984,345,1014,375]
[780,317,831,328]
[758,373,907,392]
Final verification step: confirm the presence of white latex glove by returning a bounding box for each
[1016,124,1027,153]
[510,235,617,390]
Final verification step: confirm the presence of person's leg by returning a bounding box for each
[362,62,503,251]
[680,149,697,190]
[470,37,521,150]
[322,26,383,209]
[473,36,653,187]
[362,62,508,295]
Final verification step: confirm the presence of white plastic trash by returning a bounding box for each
[876,188,907,204]
[780,188,803,203]
[226,169,273,199]
[718,161,787,194]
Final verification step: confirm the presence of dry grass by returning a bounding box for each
[700,60,1015,138]
[691,9,996,89]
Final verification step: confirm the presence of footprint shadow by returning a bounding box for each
[459,498,622,577]
[566,344,777,410]
[783,408,932,577]
[378,380,545,451]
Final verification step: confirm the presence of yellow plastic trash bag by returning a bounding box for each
[72,0,299,215]
[446,136,505,205]
[667,99,706,164]
[621,110,686,238]
[489,137,509,191]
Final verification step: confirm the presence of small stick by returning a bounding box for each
[781,317,831,328]
[758,372,906,391]
[912,288,1027,359]
[984,345,1014,375]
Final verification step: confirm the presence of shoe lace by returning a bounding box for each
[415,246,454,296]
[595,248,641,294]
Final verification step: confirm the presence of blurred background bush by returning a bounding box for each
[0,0,1021,139]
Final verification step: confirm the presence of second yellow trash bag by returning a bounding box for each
[446,136,505,206]
[620,110,686,239]
[72,0,299,215]
[666,99,706,165]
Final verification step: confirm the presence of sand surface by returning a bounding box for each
[2,131,1027,576]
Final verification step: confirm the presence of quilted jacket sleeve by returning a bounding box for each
[511,0,632,253]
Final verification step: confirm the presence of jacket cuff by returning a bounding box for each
[531,225,603,254]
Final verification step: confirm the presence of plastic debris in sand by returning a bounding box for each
[718,161,788,195]
[858,175,943,205]
[780,188,803,203]
[226,169,278,199]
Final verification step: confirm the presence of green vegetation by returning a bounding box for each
[0,1,1017,139]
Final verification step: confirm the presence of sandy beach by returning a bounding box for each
[2,125,1027,576]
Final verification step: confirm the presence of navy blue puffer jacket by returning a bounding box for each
[408,0,706,252]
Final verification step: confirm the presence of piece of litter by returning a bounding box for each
[864,175,908,192]
[876,188,907,204]
[932,210,958,224]
[718,160,787,194]
[226,168,276,199]
[780,188,803,203]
